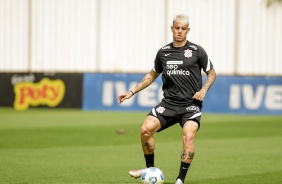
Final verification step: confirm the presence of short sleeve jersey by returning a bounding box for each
[153,41,213,106]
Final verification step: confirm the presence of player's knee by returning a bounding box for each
[183,133,194,147]
[141,120,159,137]
[141,126,152,137]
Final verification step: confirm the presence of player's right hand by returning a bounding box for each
[116,92,133,104]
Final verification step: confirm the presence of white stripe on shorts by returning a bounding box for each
[152,108,157,117]
[189,112,202,119]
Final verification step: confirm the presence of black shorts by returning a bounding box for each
[147,101,202,132]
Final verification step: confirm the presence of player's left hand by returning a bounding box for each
[192,88,207,102]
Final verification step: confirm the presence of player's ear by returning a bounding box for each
[187,27,190,33]
[171,25,173,33]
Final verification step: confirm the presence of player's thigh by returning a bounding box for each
[141,115,161,134]
[182,120,199,136]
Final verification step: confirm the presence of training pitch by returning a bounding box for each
[0,108,281,184]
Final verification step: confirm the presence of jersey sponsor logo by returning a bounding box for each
[156,106,165,113]
[162,45,170,50]
[184,49,192,58]
[167,60,183,64]
[166,61,190,76]
[167,69,190,76]
[189,45,197,50]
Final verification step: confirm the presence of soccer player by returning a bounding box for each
[116,14,216,184]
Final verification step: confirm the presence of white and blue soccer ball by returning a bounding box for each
[141,167,164,184]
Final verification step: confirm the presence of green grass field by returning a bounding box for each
[0,108,282,184]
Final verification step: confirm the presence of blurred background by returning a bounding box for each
[0,0,281,114]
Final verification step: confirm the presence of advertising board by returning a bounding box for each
[83,73,282,115]
[0,73,82,110]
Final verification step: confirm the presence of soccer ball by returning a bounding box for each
[141,167,164,184]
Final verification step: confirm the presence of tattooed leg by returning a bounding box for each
[181,120,198,164]
[188,151,195,161]
[143,141,155,154]
[140,116,161,154]
[181,150,195,163]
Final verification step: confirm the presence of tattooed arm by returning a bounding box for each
[192,67,216,102]
[116,69,160,103]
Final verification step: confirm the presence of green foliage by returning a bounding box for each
[0,108,282,184]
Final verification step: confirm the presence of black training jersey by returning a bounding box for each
[153,40,213,106]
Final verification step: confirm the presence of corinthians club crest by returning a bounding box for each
[156,106,165,114]
[184,49,192,58]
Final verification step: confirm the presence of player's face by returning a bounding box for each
[171,21,190,43]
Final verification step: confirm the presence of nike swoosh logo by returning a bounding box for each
[165,53,171,56]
